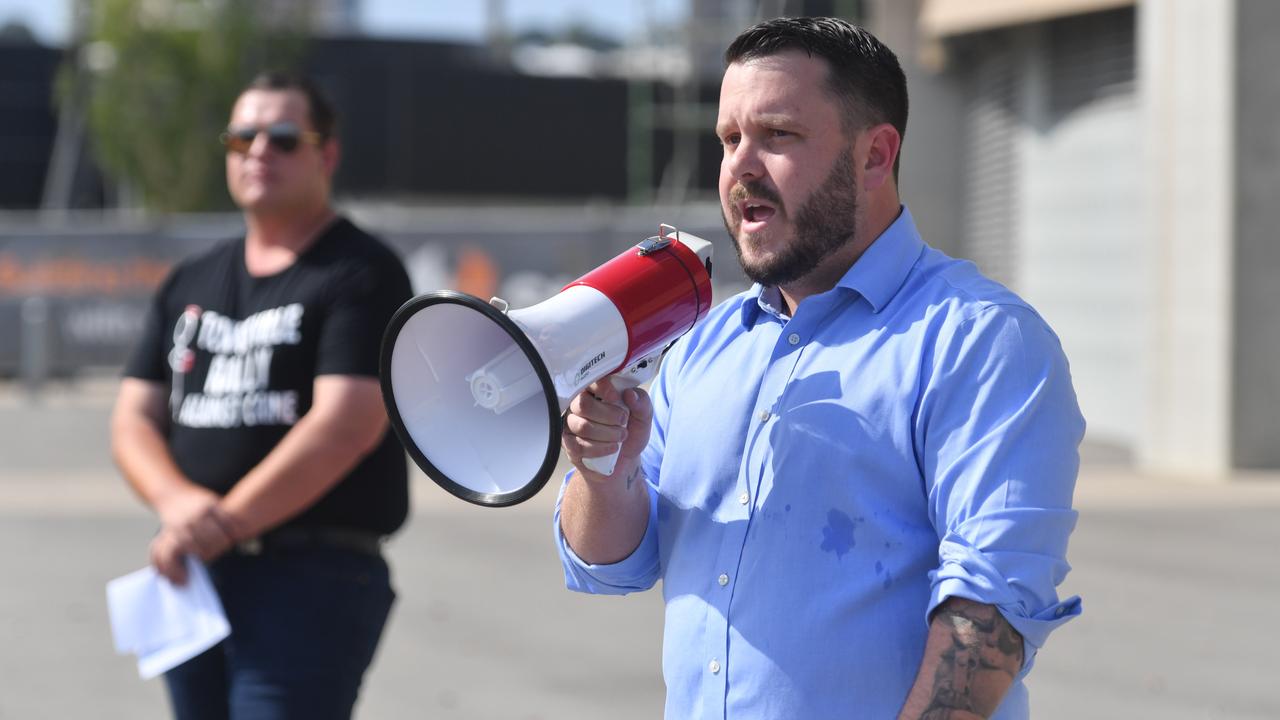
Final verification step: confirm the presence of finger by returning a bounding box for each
[561,426,622,458]
[165,526,206,579]
[560,427,585,465]
[568,387,630,427]
[188,515,234,561]
[621,388,653,429]
[586,378,621,403]
[568,392,632,425]
[210,505,248,545]
[618,388,654,457]
[188,507,236,550]
[165,554,189,585]
[563,411,628,443]
[150,534,189,585]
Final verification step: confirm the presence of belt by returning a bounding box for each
[234,526,384,557]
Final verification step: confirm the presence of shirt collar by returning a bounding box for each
[836,205,924,314]
[739,205,925,326]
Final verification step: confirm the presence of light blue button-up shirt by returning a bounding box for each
[555,207,1085,719]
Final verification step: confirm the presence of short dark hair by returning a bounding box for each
[240,71,337,139]
[725,17,908,170]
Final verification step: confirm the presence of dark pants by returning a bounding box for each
[163,545,395,720]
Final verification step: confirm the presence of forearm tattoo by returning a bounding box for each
[921,601,1024,719]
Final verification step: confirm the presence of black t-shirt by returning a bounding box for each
[124,217,413,535]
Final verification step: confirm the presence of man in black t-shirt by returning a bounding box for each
[111,71,413,719]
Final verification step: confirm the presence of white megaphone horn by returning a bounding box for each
[379,224,714,507]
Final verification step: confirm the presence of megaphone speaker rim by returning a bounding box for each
[379,291,562,508]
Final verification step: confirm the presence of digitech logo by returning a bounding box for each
[576,351,607,381]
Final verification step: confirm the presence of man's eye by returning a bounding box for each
[720,133,740,146]
[770,129,791,138]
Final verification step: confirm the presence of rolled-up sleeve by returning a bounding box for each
[553,470,662,595]
[917,303,1087,669]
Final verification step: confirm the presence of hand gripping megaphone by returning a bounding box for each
[379,225,713,507]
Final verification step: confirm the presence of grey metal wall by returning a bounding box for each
[958,33,1021,289]
[944,8,1142,450]
[1020,9,1142,450]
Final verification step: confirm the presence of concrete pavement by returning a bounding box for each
[2,378,1278,719]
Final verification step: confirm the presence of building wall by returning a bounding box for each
[1138,0,1236,475]
[917,8,1144,451]
[957,30,1020,287]
[868,0,966,257]
[874,1,1266,474]
[1232,0,1280,469]
[1019,9,1143,449]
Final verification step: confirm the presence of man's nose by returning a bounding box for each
[724,138,764,181]
[247,131,273,157]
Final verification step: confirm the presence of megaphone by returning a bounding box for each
[380,224,714,507]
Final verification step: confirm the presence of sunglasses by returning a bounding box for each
[219,122,323,154]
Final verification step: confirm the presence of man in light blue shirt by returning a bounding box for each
[557,17,1084,719]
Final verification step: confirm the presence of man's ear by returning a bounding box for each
[859,123,901,192]
[322,137,341,176]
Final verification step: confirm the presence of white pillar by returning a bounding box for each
[1137,0,1236,477]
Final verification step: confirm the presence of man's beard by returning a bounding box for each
[722,148,860,288]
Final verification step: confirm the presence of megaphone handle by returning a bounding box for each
[580,351,663,476]
[580,374,639,477]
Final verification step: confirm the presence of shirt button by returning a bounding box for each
[787,332,801,345]
[1055,606,1066,617]
[738,492,749,505]
[709,659,721,674]
[757,410,770,422]
[718,573,729,586]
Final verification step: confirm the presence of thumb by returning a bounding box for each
[618,388,653,457]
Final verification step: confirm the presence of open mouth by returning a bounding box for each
[739,200,777,228]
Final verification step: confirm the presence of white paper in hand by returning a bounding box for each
[106,556,231,679]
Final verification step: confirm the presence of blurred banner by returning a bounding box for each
[0,229,205,375]
[0,205,743,378]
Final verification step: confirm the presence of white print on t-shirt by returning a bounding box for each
[168,304,201,412]
[203,348,274,395]
[196,304,304,355]
[176,391,299,428]
[170,303,306,428]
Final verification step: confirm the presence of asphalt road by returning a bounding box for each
[2,379,1278,719]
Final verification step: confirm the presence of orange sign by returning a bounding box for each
[0,253,172,296]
